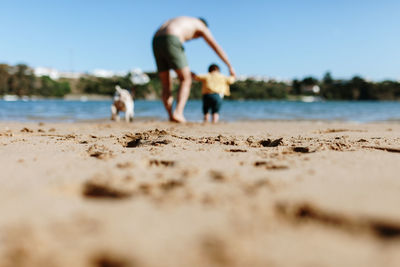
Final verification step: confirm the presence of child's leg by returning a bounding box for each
[212,113,219,123]
[211,94,222,123]
[202,94,211,122]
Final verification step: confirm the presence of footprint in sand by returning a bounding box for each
[159,179,185,192]
[198,135,239,146]
[227,149,247,153]
[276,201,400,240]
[328,142,351,151]
[116,162,134,169]
[258,138,283,147]
[138,183,153,195]
[362,146,400,153]
[61,134,76,140]
[20,127,34,133]
[318,128,367,134]
[209,170,226,182]
[148,159,175,167]
[317,128,349,134]
[254,161,288,170]
[87,145,113,159]
[292,147,312,153]
[90,251,135,267]
[82,174,134,199]
[122,129,172,148]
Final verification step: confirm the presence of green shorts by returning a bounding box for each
[152,35,188,72]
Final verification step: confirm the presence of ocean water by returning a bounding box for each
[0,99,399,123]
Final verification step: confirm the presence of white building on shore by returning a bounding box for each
[34,67,150,84]
[34,67,83,79]
[236,74,292,84]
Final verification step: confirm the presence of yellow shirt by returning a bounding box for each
[195,72,235,96]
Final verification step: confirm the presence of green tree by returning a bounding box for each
[36,76,70,97]
[291,79,301,95]
[8,64,35,96]
[322,72,333,85]
[0,64,10,95]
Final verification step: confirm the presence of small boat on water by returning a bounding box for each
[3,95,19,101]
[300,96,323,102]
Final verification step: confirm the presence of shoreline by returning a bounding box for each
[1,117,400,124]
[2,100,400,123]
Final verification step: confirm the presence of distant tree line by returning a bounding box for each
[0,64,70,97]
[1,63,400,100]
[292,72,400,100]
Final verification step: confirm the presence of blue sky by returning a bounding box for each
[1,0,399,80]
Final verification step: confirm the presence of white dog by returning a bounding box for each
[111,85,134,122]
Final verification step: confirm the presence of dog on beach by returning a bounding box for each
[111,85,134,122]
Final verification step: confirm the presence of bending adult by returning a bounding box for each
[152,16,235,122]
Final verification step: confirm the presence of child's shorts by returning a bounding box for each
[202,93,222,115]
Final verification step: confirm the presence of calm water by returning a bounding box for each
[0,99,399,123]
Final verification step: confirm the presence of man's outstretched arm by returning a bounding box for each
[200,28,236,77]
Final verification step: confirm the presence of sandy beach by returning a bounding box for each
[0,120,399,267]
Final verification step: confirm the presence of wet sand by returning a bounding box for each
[0,120,399,267]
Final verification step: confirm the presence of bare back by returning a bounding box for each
[154,16,236,77]
[155,16,206,43]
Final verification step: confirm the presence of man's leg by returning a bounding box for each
[204,113,210,122]
[172,66,192,123]
[212,113,219,123]
[159,71,173,121]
